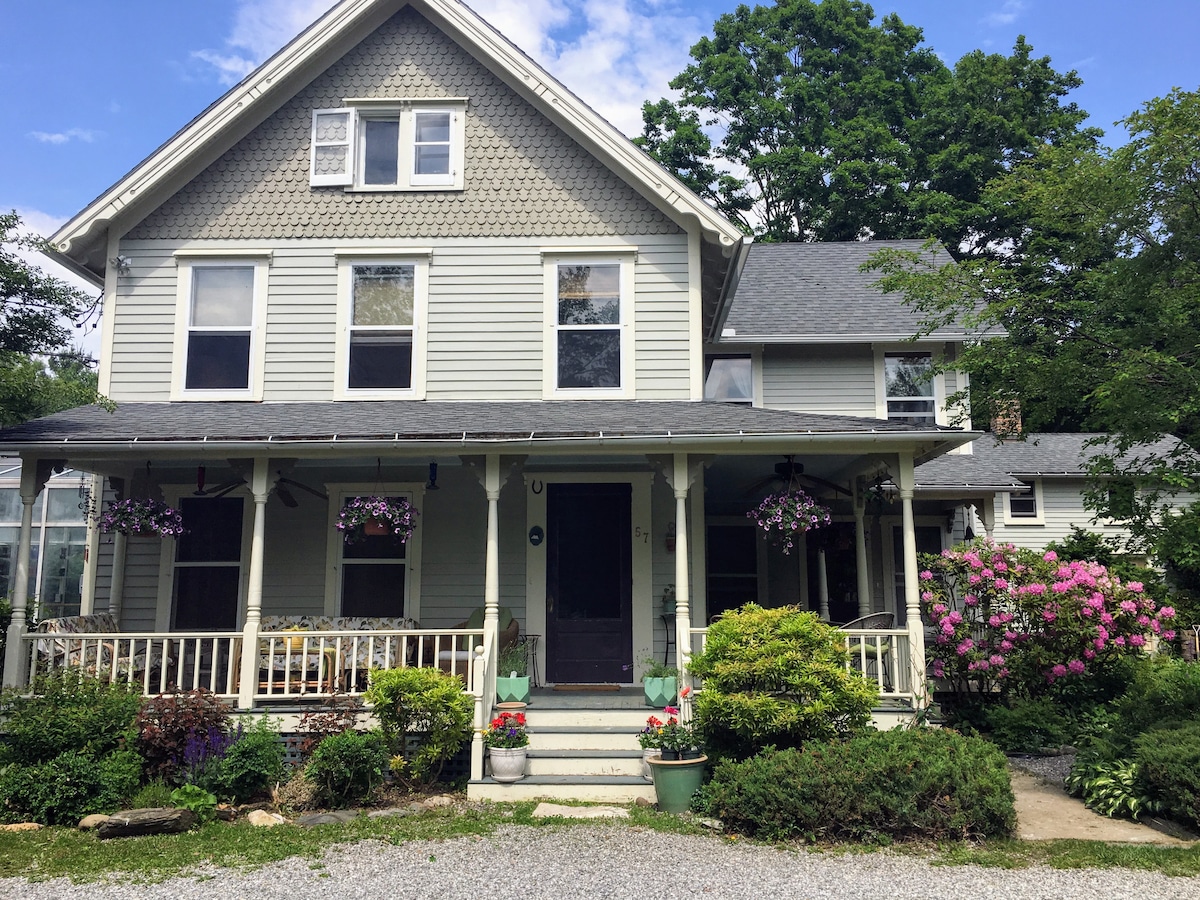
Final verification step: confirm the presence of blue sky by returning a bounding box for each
[2,0,1197,251]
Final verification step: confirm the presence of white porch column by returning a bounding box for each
[854,483,871,617]
[897,454,927,707]
[816,549,830,621]
[237,459,270,710]
[978,498,996,539]
[672,453,692,677]
[483,454,502,704]
[3,463,42,688]
[108,532,128,621]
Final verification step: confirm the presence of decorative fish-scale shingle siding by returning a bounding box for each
[125,7,680,241]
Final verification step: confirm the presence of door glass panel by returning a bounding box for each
[38,526,86,618]
[174,567,240,630]
[173,497,243,630]
[177,498,243,562]
[341,565,405,617]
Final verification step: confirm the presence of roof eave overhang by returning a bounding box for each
[4,428,980,461]
[717,332,975,344]
[50,0,744,279]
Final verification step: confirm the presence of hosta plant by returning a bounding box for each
[1065,756,1162,821]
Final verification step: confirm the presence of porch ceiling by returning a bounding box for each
[0,401,975,463]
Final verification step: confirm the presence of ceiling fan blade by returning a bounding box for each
[208,478,246,498]
[278,476,328,501]
[274,484,299,508]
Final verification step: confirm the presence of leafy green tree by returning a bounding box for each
[0,212,102,426]
[868,88,1200,548]
[637,0,1090,251]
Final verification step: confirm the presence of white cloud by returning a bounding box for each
[27,128,99,145]
[982,1,1027,27]
[9,209,104,358]
[194,0,336,86]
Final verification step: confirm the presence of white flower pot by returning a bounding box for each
[642,748,661,781]
[488,746,527,783]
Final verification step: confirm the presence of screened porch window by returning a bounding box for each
[173,497,243,630]
[338,496,409,617]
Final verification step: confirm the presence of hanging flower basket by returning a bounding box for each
[748,488,831,555]
[335,496,419,544]
[98,498,186,538]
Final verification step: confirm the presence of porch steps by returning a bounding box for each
[468,688,657,803]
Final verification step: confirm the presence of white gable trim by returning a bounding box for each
[49,0,742,278]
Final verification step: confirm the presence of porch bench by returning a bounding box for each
[258,615,422,689]
[33,613,170,680]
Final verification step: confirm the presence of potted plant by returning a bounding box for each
[637,714,664,781]
[483,710,529,783]
[645,704,706,812]
[747,487,831,554]
[641,657,678,707]
[495,643,530,705]
[335,496,419,545]
[97,498,186,538]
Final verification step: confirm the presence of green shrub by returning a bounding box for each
[700,728,1015,843]
[169,784,217,823]
[1065,755,1162,820]
[196,718,284,804]
[135,689,231,781]
[0,671,141,766]
[0,749,142,825]
[0,597,11,664]
[364,667,473,785]
[129,779,175,809]
[983,698,1070,754]
[1134,721,1200,829]
[305,730,390,807]
[1110,656,1200,753]
[687,604,876,762]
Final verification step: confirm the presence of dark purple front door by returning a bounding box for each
[546,483,633,683]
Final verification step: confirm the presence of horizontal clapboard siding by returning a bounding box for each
[761,345,877,417]
[110,235,693,403]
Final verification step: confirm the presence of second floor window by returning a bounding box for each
[555,263,623,390]
[705,356,753,403]
[884,353,936,425]
[186,265,254,391]
[348,264,415,390]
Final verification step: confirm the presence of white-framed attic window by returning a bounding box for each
[310,100,466,191]
[1003,479,1045,525]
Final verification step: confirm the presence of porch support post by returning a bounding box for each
[3,462,43,688]
[816,549,830,621]
[108,532,128,621]
[483,454,501,705]
[237,459,270,710]
[853,482,871,617]
[672,453,692,678]
[897,454,927,708]
[978,497,996,539]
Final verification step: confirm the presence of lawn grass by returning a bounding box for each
[1,805,1197,884]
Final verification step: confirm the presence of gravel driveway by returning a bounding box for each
[3,824,1198,900]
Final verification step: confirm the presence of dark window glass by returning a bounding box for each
[186,333,251,390]
[174,566,240,629]
[176,498,243,563]
[348,332,412,389]
[363,119,399,185]
[558,330,621,388]
[1009,483,1038,517]
[341,564,406,617]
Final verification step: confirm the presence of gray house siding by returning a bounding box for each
[987,479,1128,550]
[761,345,877,417]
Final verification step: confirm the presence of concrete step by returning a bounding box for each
[468,775,656,803]
[524,707,652,728]
[526,750,645,777]
[526,726,642,752]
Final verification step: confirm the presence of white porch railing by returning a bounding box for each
[681,626,916,713]
[17,627,486,705]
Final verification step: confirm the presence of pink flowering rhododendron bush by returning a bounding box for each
[921,539,1176,700]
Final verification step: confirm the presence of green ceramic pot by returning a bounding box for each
[496,675,531,704]
[643,676,677,707]
[647,754,707,813]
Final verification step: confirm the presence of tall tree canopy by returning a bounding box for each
[868,88,1200,545]
[637,0,1092,253]
[0,212,101,427]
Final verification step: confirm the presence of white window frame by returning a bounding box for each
[542,250,636,399]
[704,354,756,404]
[171,252,271,401]
[333,251,430,400]
[873,345,945,426]
[1003,479,1045,525]
[309,99,467,192]
[323,483,424,620]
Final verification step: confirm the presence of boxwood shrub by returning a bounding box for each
[701,727,1015,843]
[1133,721,1200,829]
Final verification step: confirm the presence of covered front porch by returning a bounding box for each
[0,400,979,789]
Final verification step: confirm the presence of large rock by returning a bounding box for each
[0,822,42,832]
[98,808,197,839]
[295,811,358,826]
[78,814,110,831]
[246,810,286,827]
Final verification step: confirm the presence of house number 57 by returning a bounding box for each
[634,526,649,543]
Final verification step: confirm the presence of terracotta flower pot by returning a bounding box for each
[363,517,390,536]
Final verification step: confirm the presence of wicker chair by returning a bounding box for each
[839,612,895,688]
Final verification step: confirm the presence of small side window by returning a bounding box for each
[704,356,753,403]
[1004,479,1044,525]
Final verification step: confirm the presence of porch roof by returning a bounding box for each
[0,400,975,458]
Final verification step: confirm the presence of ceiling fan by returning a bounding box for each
[273,471,329,508]
[192,465,246,498]
[741,455,851,499]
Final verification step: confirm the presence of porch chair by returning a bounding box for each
[839,612,895,689]
[33,613,172,682]
[436,606,519,675]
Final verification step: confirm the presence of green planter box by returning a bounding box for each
[496,675,531,704]
[643,676,678,708]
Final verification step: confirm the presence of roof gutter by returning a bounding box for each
[708,236,753,344]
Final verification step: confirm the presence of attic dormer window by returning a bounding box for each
[310,100,466,191]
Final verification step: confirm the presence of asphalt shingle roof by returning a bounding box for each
[0,401,952,446]
[968,433,1186,476]
[722,240,973,341]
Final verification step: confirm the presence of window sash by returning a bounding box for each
[310,108,354,186]
[1008,484,1039,517]
[554,263,623,390]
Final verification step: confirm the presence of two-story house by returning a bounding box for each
[1,0,1003,796]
